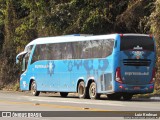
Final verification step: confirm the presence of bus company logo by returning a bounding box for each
[133,45,143,50]
[48,61,55,76]
[132,51,144,59]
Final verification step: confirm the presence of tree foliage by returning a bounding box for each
[149,0,160,89]
[0,0,159,89]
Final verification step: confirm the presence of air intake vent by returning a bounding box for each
[123,59,151,66]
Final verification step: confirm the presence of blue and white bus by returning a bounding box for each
[16,34,156,100]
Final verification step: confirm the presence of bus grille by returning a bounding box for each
[123,59,151,66]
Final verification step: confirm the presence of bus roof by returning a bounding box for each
[26,33,150,48]
[26,34,116,47]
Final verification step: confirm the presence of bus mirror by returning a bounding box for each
[16,59,19,64]
[22,58,25,72]
[16,51,28,64]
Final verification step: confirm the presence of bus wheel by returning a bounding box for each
[107,94,121,100]
[78,81,86,99]
[123,94,133,101]
[89,82,100,99]
[31,81,40,96]
[60,92,68,97]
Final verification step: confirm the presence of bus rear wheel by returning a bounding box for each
[31,81,40,96]
[78,81,89,99]
[89,82,100,99]
[60,92,68,97]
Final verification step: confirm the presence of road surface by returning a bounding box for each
[0,91,159,120]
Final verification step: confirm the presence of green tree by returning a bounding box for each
[116,0,155,33]
[0,0,5,52]
[150,0,160,89]
[0,0,17,85]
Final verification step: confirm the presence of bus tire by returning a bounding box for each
[123,94,133,101]
[78,81,87,99]
[60,92,68,97]
[31,81,40,96]
[89,82,100,99]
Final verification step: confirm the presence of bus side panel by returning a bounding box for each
[19,36,117,93]
[31,60,79,92]
[29,57,114,93]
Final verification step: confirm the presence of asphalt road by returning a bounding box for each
[0,91,159,120]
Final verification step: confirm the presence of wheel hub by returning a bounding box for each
[90,85,96,97]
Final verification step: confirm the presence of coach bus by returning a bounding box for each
[16,34,156,100]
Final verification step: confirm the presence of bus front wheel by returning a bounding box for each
[60,92,68,97]
[31,81,40,96]
[89,82,100,99]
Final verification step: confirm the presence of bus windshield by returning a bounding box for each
[120,36,154,51]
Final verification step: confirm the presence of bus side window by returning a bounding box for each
[72,42,83,59]
[67,43,73,59]
[31,45,40,64]
[61,43,72,59]
[39,44,47,60]
[46,44,53,60]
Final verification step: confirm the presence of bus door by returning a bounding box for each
[19,52,31,90]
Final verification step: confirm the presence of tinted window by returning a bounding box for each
[31,43,62,64]
[31,45,41,64]
[120,36,154,51]
[81,39,114,59]
[31,39,114,63]
[72,42,83,59]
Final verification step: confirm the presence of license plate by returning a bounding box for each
[134,86,140,90]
